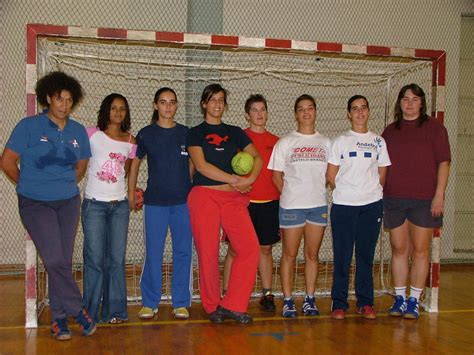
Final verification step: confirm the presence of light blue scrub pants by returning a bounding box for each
[140,203,193,309]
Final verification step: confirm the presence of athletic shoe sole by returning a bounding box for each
[403,312,418,319]
[83,324,97,336]
[389,311,403,317]
[51,332,72,341]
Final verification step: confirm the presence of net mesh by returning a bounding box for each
[33,35,433,312]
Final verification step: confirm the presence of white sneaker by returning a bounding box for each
[173,307,189,319]
[138,306,158,319]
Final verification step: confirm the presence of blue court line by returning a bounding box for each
[250,331,299,341]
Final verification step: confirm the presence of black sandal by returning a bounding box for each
[109,317,126,324]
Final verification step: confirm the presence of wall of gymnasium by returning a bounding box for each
[1,0,472,265]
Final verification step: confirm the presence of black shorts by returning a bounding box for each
[383,197,443,229]
[248,200,280,246]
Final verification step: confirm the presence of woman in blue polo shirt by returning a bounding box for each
[1,71,96,340]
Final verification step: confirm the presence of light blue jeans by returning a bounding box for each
[81,198,129,322]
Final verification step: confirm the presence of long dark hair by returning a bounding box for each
[97,93,131,132]
[200,83,228,117]
[151,87,177,124]
[394,83,428,129]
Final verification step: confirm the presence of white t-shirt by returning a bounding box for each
[268,130,330,209]
[84,127,137,201]
[328,130,391,206]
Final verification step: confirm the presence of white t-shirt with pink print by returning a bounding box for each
[84,127,137,201]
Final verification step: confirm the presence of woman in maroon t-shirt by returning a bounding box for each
[382,83,451,320]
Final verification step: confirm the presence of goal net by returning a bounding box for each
[23,25,445,327]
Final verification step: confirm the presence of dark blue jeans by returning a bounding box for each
[18,194,83,320]
[330,200,383,310]
[81,198,130,322]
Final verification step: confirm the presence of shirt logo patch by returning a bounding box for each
[40,136,49,142]
[374,137,383,148]
[71,139,80,148]
[206,134,229,146]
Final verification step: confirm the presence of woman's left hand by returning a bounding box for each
[431,194,445,217]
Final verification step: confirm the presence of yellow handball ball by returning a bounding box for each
[231,152,254,175]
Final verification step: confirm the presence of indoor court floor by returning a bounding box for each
[0,264,473,354]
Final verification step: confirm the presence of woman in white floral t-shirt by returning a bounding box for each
[81,93,137,324]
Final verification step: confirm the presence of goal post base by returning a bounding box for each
[25,233,38,328]
[422,286,439,313]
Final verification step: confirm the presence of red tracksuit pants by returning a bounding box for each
[188,186,259,313]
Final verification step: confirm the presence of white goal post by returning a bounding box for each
[23,24,446,327]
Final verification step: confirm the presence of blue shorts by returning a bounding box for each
[279,206,328,228]
[383,197,443,229]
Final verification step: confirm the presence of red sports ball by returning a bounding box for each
[134,187,144,210]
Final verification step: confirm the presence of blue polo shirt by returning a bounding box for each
[6,113,91,201]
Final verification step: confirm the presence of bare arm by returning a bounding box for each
[242,143,262,183]
[272,170,284,193]
[75,159,89,183]
[1,148,20,184]
[188,144,262,193]
[188,146,235,185]
[378,166,388,186]
[326,163,339,190]
[189,158,195,179]
[124,135,137,177]
[128,157,142,210]
[431,161,450,217]
[231,143,263,193]
[124,159,132,177]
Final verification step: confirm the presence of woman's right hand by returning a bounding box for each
[129,188,145,211]
[128,195,136,210]
[431,193,445,217]
[231,175,253,194]
[127,158,142,211]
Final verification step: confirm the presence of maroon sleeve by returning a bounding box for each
[381,124,391,141]
[433,121,451,164]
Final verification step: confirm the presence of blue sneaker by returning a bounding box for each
[403,297,420,319]
[282,298,297,318]
[302,296,320,316]
[75,308,97,336]
[50,318,71,341]
[388,295,406,317]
